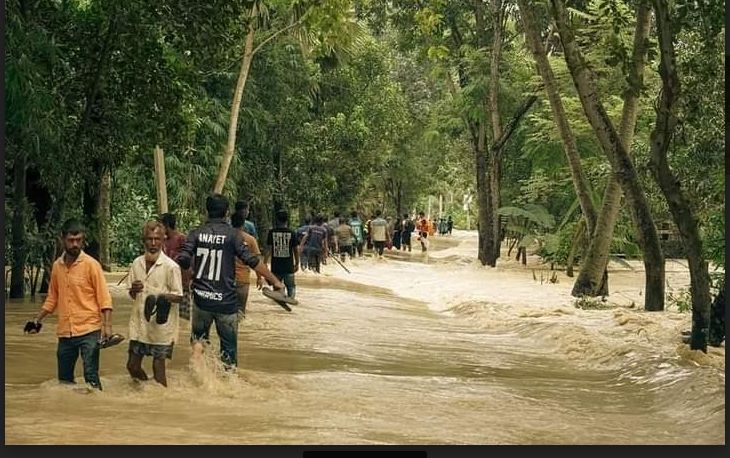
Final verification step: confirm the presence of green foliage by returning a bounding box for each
[110,188,157,267]
[666,288,692,313]
[500,203,556,253]
[538,221,578,266]
[573,296,611,310]
[4,0,724,286]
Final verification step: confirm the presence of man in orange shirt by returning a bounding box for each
[25,219,121,390]
[416,211,430,252]
[231,212,263,319]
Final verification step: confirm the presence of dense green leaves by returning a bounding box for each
[4,0,724,281]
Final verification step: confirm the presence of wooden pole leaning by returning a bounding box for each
[153,145,168,214]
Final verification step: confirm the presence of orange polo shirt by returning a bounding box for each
[41,251,113,338]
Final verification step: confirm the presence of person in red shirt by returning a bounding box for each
[416,211,431,252]
[160,213,186,262]
[161,212,191,291]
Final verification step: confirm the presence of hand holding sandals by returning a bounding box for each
[129,280,144,300]
[23,320,42,334]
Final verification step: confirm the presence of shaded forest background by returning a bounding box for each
[5,0,724,349]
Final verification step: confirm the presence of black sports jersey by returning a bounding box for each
[178,218,260,314]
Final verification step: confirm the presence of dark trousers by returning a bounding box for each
[304,247,323,273]
[354,242,364,257]
[57,330,102,390]
[191,304,239,368]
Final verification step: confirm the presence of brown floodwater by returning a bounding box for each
[4,232,725,444]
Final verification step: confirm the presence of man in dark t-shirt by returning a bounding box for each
[178,194,285,369]
[299,215,329,273]
[265,210,300,301]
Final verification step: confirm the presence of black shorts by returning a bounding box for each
[128,340,174,360]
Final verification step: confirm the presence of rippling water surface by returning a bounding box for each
[4,231,724,444]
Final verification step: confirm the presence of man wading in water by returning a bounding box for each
[24,219,122,390]
[178,194,286,371]
[126,220,184,387]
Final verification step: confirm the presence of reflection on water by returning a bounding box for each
[4,232,725,444]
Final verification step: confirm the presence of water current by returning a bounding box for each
[4,230,725,444]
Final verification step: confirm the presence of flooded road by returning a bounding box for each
[4,231,725,444]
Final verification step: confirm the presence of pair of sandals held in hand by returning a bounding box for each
[23,320,125,349]
[144,294,172,325]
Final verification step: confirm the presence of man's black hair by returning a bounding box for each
[235,200,249,212]
[351,211,358,218]
[61,218,86,236]
[160,213,176,230]
[206,193,229,219]
[231,211,245,229]
[375,209,382,217]
[275,210,289,225]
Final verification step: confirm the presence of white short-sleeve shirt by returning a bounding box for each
[126,252,183,345]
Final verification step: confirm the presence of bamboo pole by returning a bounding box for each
[153,145,168,213]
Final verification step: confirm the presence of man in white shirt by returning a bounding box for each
[126,220,184,387]
[370,210,390,258]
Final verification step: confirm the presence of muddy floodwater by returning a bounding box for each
[4,230,725,444]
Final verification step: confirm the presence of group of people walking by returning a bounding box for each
[296,210,455,264]
[22,194,457,390]
[24,194,293,390]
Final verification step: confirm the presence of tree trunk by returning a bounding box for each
[98,168,112,271]
[10,152,27,299]
[550,0,665,311]
[475,130,493,266]
[473,0,495,266]
[213,7,257,194]
[507,238,517,257]
[83,170,101,261]
[649,0,711,351]
[517,0,597,235]
[566,218,586,277]
[708,289,725,347]
[572,3,651,298]
[488,0,504,262]
[40,196,64,294]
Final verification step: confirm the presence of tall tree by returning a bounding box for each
[648,0,711,351]
[213,0,361,194]
[516,0,597,243]
[572,2,652,298]
[549,0,665,311]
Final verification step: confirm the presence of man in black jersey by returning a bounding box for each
[178,194,285,370]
